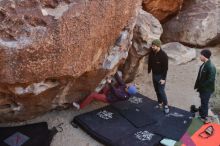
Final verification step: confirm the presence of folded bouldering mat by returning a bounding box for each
[73,93,193,146]
[115,127,162,146]
[112,93,193,140]
[111,93,162,128]
[153,114,192,141]
[190,122,220,146]
[0,122,60,146]
[73,106,137,146]
[112,103,157,128]
[174,118,204,146]
[177,119,220,146]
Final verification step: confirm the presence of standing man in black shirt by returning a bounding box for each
[148,39,169,114]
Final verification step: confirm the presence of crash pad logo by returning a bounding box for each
[4,132,30,146]
[97,110,113,120]
[134,130,154,141]
[128,96,143,104]
[166,112,184,118]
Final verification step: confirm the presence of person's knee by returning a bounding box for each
[90,92,98,96]
[201,100,208,106]
[88,92,100,99]
[158,89,166,96]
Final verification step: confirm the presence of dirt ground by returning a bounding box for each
[1,48,220,146]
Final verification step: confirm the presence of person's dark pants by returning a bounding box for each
[152,74,168,105]
[199,91,212,119]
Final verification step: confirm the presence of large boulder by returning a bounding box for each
[0,0,141,122]
[122,9,163,82]
[162,0,220,47]
[162,42,196,65]
[142,0,183,22]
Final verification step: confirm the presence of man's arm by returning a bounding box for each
[148,52,152,74]
[194,78,199,90]
[161,52,168,80]
[114,72,126,86]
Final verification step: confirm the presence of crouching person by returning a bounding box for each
[72,72,137,109]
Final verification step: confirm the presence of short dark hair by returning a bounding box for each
[201,49,211,59]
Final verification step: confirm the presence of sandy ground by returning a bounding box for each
[1,48,219,146]
[135,59,201,111]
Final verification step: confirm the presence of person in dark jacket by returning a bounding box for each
[194,49,216,122]
[72,72,137,109]
[148,39,169,114]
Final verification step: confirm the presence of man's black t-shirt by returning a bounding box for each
[148,49,168,80]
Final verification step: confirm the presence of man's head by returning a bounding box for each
[151,39,161,52]
[126,84,137,95]
[200,49,211,62]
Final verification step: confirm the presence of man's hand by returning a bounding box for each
[159,80,166,85]
[107,78,112,83]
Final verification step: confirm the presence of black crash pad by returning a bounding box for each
[112,105,156,128]
[73,106,137,146]
[113,93,193,140]
[115,127,162,146]
[152,108,193,140]
[112,93,164,128]
[0,122,55,146]
[73,93,193,146]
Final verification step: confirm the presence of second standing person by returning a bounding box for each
[194,49,216,123]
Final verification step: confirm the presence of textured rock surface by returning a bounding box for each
[162,0,220,46]
[162,42,196,65]
[142,0,183,22]
[0,0,141,122]
[122,9,162,82]
[0,0,140,83]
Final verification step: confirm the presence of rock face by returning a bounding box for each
[162,0,220,47]
[122,9,163,82]
[0,0,141,122]
[162,42,196,65]
[142,0,183,22]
